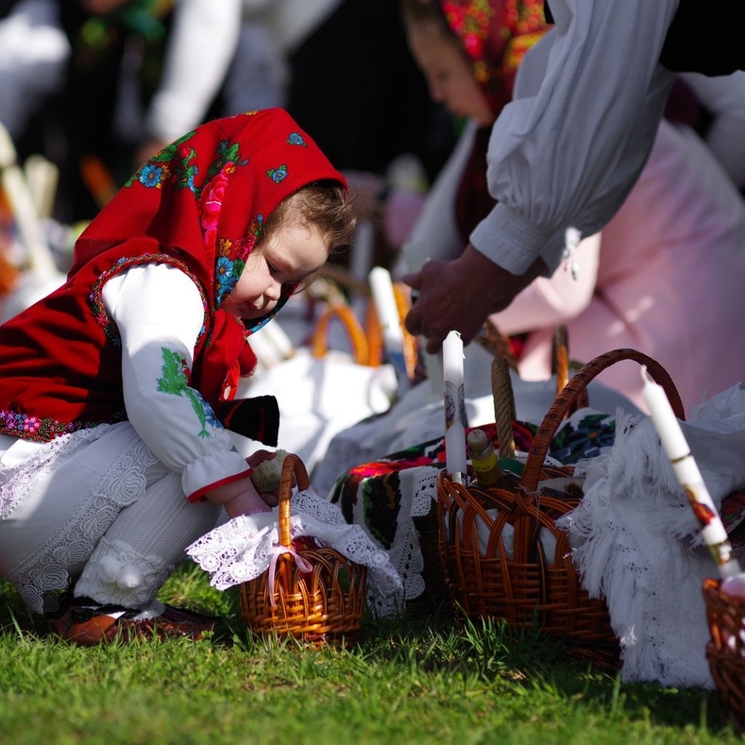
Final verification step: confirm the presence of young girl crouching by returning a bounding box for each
[0,109,356,644]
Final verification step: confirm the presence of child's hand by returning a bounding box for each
[249,449,291,495]
[206,475,273,520]
[246,449,277,469]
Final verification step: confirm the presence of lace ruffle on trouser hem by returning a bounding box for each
[73,536,173,610]
[4,426,159,614]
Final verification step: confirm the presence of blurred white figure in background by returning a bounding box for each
[0,0,70,140]
[136,0,342,166]
[679,70,745,192]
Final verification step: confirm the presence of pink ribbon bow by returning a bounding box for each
[267,544,314,608]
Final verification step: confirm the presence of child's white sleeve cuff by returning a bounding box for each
[183,451,252,503]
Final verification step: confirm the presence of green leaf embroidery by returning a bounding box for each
[156,347,210,438]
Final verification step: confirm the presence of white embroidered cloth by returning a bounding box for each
[558,383,745,689]
[186,487,404,616]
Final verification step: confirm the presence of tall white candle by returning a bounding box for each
[640,366,741,579]
[443,330,467,483]
[369,267,408,389]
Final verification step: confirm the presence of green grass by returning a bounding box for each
[0,562,740,745]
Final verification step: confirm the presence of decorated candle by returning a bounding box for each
[443,330,467,483]
[641,366,742,581]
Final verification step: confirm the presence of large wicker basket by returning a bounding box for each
[240,454,368,647]
[437,348,685,664]
[703,577,745,731]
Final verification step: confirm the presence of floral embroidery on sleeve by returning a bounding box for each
[156,347,217,438]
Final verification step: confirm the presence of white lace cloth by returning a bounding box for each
[374,465,441,603]
[558,384,745,689]
[186,487,405,616]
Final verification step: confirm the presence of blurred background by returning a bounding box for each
[2,0,457,225]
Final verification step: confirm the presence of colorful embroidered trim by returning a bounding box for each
[0,408,126,442]
[88,253,209,345]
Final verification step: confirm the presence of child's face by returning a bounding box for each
[407,18,495,127]
[221,221,329,321]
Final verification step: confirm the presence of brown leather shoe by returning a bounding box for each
[48,599,219,646]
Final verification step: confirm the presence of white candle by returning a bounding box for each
[369,267,402,345]
[640,366,741,579]
[369,267,408,389]
[443,330,467,483]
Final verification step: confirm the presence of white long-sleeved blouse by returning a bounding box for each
[102,263,251,500]
[142,0,341,144]
[470,0,679,275]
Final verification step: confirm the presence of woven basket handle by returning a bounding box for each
[277,453,310,549]
[520,348,685,492]
[363,301,384,368]
[310,302,370,365]
[393,282,419,380]
[491,355,516,459]
[364,283,419,378]
[551,325,570,395]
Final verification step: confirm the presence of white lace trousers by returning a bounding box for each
[0,422,221,614]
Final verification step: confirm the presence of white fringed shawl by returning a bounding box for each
[558,383,745,688]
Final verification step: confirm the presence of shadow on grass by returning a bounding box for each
[1,564,737,738]
[351,604,735,736]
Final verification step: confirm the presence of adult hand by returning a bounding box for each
[402,244,546,354]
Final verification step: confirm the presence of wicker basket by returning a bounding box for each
[240,454,368,647]
[310,287,417,378]
[311,301,372,365]
[437,348,685,664]
[703,577,745,731]
[364,282,419,379]
[409,323,576,618]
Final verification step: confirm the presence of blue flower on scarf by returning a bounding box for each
[266,165,288,183]
[287,133,306,147]
[139,163,165,188]
[215,256,237,305]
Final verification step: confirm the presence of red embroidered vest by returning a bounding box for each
[0,244,255,442]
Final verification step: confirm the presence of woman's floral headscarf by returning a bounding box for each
[71,108,347,332]
[434,1,549,241]
[441,0,549,113]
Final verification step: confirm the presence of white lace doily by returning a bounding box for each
[186,487,404,616]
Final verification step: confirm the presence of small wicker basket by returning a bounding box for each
[703,577,745,731]
[437,348,685,665]
[240,454,368,647]
[311,288,418,380]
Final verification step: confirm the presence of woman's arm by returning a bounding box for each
[472,0,679,275]
[140,0,242,148]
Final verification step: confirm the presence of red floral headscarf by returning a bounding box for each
[71,108,347,331]
[0,109,347,441]
[441,0,549,114]
[440,0,550,242]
